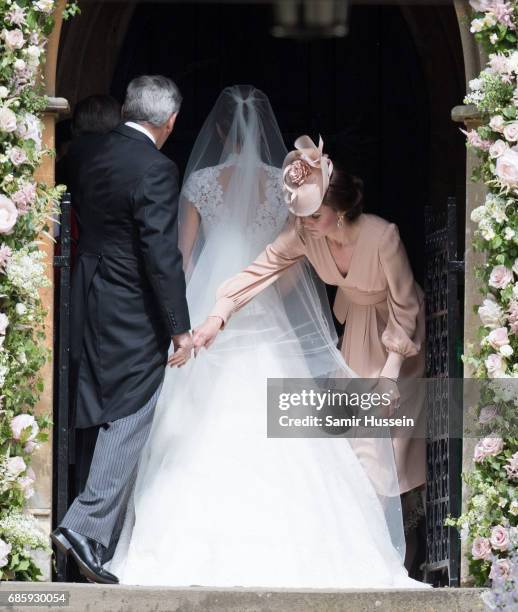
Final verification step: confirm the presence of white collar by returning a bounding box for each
[124,121,156,145]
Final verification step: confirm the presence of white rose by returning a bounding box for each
[0,195,18,235]
[504,122,518,143]
[25,45,41,67]
[479,219,496,240]
[13,58,26,72]
[0,107,16,133]
[483,13,498,27]
[504,227,515,240]
[2,28,24,50]
[510,500,518,516]
[496,148,518,190]
[6,455,26,479]
[500,344,513,357]
[490,140,508,158]
[15,303,26,316]
[490,115,506,133]
[0,87,8,99]
[0,313,8,335]
[0,539,11,568]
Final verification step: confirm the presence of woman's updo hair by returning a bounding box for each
[322,164,364,221]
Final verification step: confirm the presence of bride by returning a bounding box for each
[108,85,428,588]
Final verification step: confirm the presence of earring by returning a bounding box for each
[337,214,344,229]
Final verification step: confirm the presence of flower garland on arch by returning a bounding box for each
[0,0,77,581]
[445,0,518,602]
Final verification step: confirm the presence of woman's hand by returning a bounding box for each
[373,377,400,418]
[193,316,223,355]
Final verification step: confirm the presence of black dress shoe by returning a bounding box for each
[51,527,119,584]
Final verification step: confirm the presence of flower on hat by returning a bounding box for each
[286,159,312,187]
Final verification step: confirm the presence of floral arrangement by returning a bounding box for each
[0,0,77,581]
[445,0,518,599]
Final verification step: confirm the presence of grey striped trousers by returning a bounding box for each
[60,384,162,548]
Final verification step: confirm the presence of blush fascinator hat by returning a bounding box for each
[282,135,334,216]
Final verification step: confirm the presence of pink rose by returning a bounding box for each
[463,128,491,150]
[2,28,24,50]
[23,440,38,454]
[490,525,510,551]
[0,244,12,272]
[0,107,17,133]
[474,435,504,462]
[496,148,518,190]
[479,405,498,425]
[0,196,18,235]
[17,475,34,499]
[9,146,27,167]
[286,159,312,187]
[490,558,513,581]
[472,536,493,560]
[485,353,506,377]
[504,451,518,479]
[490,140,508,158]
[504,122,518,143]
[12,182,36,215]
[10,414,38,441]
[489,265,513,289]
[490,115,506,133]
[6,455,26,479]
[488,327,510,349]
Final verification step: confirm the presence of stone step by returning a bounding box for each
[1,583,486,612]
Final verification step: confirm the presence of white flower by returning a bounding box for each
[0,195,18,235]
[0,107,17,133]
[490,139,508,158]
[0,87,8,99]
[6,456,26,479]
[15,113,42,152]
[13,59,26,72]
[25,45,41,67]
[470,18,485,33]
[0,538,11,568]
[504,227,515,240]
[15,303,26,316]
[34,0,55,13]
[469,78,483,91]
[500,344,513,357]
[6,249,49,300]
[16,351,27,365]
[479,219,496,240]
[483,13,497,27]
[490,115,506,133]
[2,28,24,50]
[510,500,518,516]
[490,33,499,45]
[471,205,487,223]
[0,313,8,336]
[496,147,518,190]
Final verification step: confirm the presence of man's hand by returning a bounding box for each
[168,331,193,368]
[193,316,223,356]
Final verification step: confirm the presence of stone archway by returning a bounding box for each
[39,0,485,584]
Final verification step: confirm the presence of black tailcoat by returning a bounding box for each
[68,125,190,428]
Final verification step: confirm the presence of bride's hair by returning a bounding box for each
[323,163,364,221]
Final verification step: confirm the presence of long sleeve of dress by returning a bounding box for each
[378,223,423,358]
[209,218,306,326]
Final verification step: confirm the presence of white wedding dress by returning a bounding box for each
[108,86,429,589]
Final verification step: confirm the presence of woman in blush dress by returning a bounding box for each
[196,135,427,568]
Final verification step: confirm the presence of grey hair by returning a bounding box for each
[121,75,182,127]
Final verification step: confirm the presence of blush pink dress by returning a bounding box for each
[210,213,426,493]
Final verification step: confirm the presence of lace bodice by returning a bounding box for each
[182,160,288,243]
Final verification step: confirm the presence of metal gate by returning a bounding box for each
[424,197,464,586]
[52,193,72,581]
